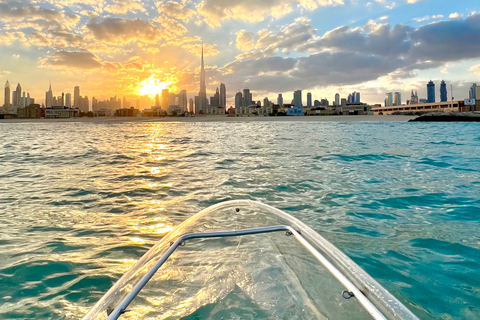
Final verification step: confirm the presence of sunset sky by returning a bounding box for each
[1,0,480,107]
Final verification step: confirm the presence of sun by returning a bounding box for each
[138,75,169,97]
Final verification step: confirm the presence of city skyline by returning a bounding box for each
[0,1,480,106]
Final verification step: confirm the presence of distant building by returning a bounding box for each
[334,93,340,106]
[385,93,393,107]
[220,83,226,109]
[235,92,243,109]
[470,83,477,100]
[427,80,435,103]
[4,80,10,110]
[65,93,72,108]
[161,89,169,109]
[293,90,302,108]
[45,84,53,108]
[243,89,252,107]
[394,92,401,106]
[74,86,80,107]
[410,90,419,104]
[277,94,283,107]
[307,92,312,108]
[440,80,447,102]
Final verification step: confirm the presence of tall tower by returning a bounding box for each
[427,80,435,103]
[196,44,207,114]
[14,83,21,107]
[394,92,401,106]
[277,94,283,107]
[74,86,80,107]
[4,80,10,109]
[220,83,226,109]
[440,80,447,102]
[335,93,340,106]
[46,83,53,108]
[307,92,312,108]
[293,90,302,108]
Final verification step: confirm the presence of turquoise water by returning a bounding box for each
[0,121,479,319]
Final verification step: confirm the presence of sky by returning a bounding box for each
[1,0,480,108]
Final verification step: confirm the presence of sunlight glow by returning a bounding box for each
[138,75,169,97]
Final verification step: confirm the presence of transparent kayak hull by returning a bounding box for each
[82,200,419,320]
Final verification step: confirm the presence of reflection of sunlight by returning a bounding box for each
[130,237,145,244]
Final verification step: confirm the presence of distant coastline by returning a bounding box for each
[0,115,417,124]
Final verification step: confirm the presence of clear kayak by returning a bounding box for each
[82,200,419,320]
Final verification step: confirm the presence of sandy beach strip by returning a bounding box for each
[0,115,416,124]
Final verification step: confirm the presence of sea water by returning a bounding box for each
[0,120,479,319]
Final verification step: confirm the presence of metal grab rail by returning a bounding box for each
[106,225,387,320]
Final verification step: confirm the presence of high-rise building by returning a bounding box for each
[74,86,80,107]
[470,83,477,100]
[293,90,302,108]
[440,80,447,102]
[189,98,194,113]
[14,83,21,107]
[235,92,243,109]
[92,96,98,111]
[220,83,226,109]
[161,89,169,109]
[46,83,53,108]
[355,92,360,104]
[196,44,208,114]
[410,90,419,104]
[307,92,312,108]
[66,93,72,108]
[263,97,270,107]
[427,80,435,103]
[385,93,393,107]
[178,90,187,112]
[243,89,251,107]
[334,93,340,106]
[277,94,283,107]
[4,80,10,109]
[394,92,401,106]
[155,93,160,108]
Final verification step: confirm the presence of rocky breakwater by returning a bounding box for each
[409,112,480,122]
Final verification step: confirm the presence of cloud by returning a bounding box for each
[86,18,165,44]
[449,12,463,19]
[41,51,103,69]
[157,1,196,21]
[235,17,317,58]
[197,0,343,27]
[470,64,480,76]
[0,1,79,31]
[104,0,146,14]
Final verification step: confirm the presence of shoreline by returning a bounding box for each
[0,115,416,124]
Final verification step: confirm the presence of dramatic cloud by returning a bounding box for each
[197,0,343,27]
[41,51,103,69]
[157,1,196,21]
[86,18,165,44]
[104,0,146,14]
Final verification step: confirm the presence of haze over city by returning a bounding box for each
[1,0,480,107]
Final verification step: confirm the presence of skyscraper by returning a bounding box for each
[196,44,208,114]
[65,93,72,108]
[427,80,435,103]
[293,90,302,108]
[178,90,187,112]
[334,93,340,106]
[161,89,169,109]
[440,80,447,102]
[220,83,226,109]
[410,90,419,104]
[235,92,243,109]
[307,92,312,108]
[74,86,80,107]
[385,93,393,107]
[4,80,10,109]
[243,89,251,107]
[277,94,283,107]
[46,83,53,108]
[394,92,401,106]
[14,83,21,107]
[470,83,477,100]
[355,92,360,104]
